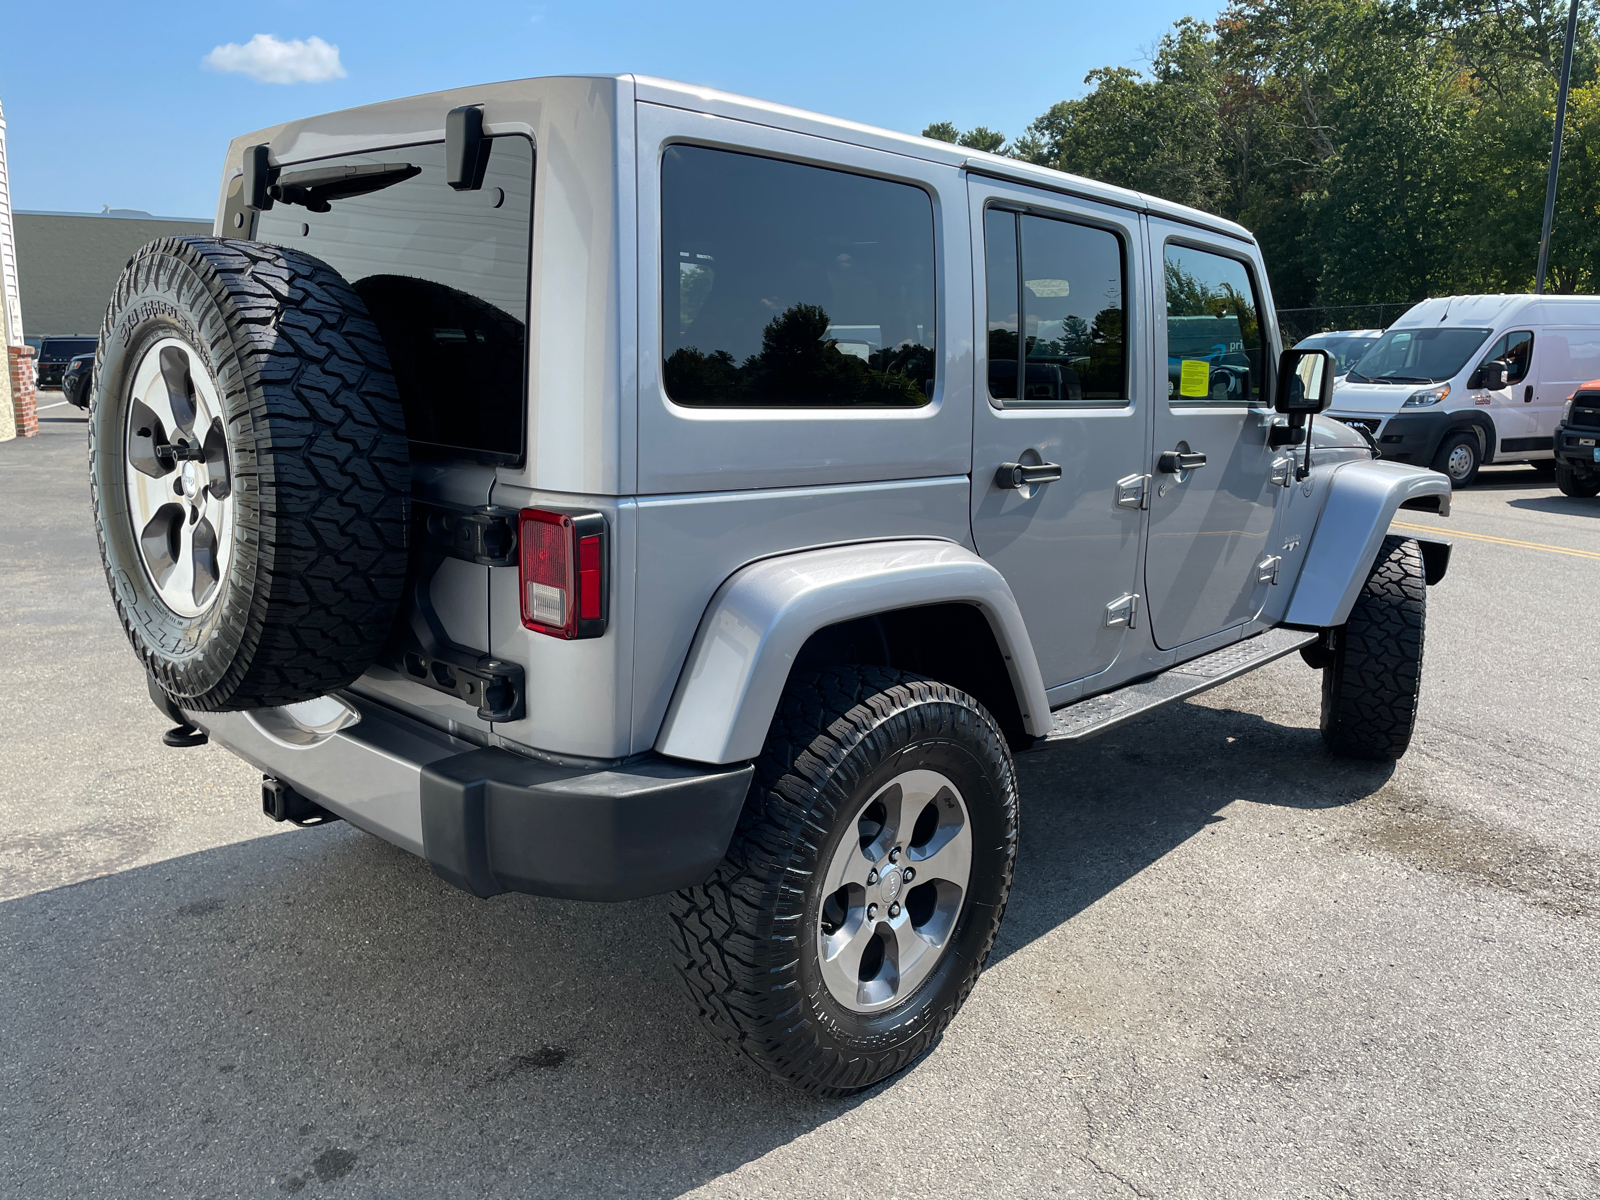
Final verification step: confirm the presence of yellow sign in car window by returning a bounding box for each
[1179,359,1211,398]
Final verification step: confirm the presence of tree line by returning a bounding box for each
[925,0,1600,310]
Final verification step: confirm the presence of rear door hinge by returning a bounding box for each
[1105,593,1140,628]
[1115,473,1150,510]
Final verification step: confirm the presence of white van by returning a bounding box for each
[1326,294,1600,485]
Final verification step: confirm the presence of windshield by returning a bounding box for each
[1297,333,1377,374]
[1346,327,1491,384]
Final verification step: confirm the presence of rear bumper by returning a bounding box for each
[189,696,752,902]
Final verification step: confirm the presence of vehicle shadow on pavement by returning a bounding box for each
[992,697,1396,967]
[0,696,1394,1199]
[1506,495,1600,518]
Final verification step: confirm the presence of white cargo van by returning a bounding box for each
[1326,294,1600,485]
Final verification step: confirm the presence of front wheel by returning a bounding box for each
[670,666,1018,1096]
[1320,536,1426,761]
[1555,459,1600,498]
[1431,431,1481,488]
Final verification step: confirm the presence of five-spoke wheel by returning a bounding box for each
[122,339,233,616]
[817,768,973,1012]
[672,666,1018,1096]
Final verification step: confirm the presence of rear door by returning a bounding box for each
[967,179,1150,690]
[1144,223,1283,649]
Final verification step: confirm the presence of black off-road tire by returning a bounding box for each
[89,236,409,711]
[1555,459,1600,498]
[1320,536,1426,761]
[670,666,1018,1097]
[1431,431,1481,487]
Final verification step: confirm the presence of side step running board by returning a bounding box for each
[1031,626,1319,749]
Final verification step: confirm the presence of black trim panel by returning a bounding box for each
[420,749,753,901]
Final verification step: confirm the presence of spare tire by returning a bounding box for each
[89,236,410,712]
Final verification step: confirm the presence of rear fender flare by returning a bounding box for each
[653,540,1051,765]
[1285,459,1452,629]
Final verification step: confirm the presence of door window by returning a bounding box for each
[1479,331,1534,384]
[985,209,1126,404]
[1163,244,1265,405]
[660,145,936,408]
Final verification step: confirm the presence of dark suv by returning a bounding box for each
[34,337,98,390]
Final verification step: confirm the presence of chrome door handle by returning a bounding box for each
[995,461,1063,489]
[1157,450,1207,473]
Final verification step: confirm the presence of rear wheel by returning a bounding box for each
[670,665,1018,1096]
[1431,431,1481,487]
[1555,459,1600,498]
[1320,536,1426,761]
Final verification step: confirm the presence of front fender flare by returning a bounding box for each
[654,540,1052,765]
[1285,459,1451,629]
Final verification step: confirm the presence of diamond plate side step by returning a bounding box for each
[1030,626,1319,749]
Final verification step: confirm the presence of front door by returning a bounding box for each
[968,181,1149,691]
[1144,225,1283,649]
[1475,329,1536,446]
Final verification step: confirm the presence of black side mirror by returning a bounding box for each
[1478,361,1508,390]
[1275,347,1335,415]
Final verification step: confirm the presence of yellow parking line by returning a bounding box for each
[1392,520,1600,562]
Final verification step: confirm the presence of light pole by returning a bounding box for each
[1536,0,1582,294]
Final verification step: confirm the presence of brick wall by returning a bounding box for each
[8,345,36,437]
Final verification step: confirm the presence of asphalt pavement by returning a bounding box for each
[2,405,1596,1198]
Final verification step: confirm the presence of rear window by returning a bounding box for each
[41,338,97,360]
[660,145,937,408]
[254,136,534,463]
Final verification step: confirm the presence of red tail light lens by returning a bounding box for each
[518,508,607,638]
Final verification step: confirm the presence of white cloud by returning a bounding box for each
[203,34,346,84]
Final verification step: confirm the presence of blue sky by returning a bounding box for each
[1,0,1205,219]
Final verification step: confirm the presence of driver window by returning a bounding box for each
[1163,244,1265,404]
[1479,330,1534,385]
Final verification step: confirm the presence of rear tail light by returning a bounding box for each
[518,508,607,638]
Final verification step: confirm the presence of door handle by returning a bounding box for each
[995,461,1063,489]
[1157,450,1207,473]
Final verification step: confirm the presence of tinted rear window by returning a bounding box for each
[660,145,937,408]
[255,137,533,463]
[41,339,97,360]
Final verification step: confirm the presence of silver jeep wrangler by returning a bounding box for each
[87,75,1452,1096]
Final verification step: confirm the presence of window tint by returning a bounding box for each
[255,137,533,462]
[1478,330,1533,384]
[984,209,1020,400]
[41,338,97,359]
[985,210,1127,403]
[661,145,936,408]
[1164,244,1265,404]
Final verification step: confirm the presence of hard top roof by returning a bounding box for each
[229,74,1254,246]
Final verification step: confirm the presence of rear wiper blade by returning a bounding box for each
[269,163,421,213]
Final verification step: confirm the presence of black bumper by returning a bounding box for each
[420,748,754,902]
[1370,410,1457,466]
[1554,423,1600,468]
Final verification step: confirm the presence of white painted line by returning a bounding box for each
[35,401,69,411]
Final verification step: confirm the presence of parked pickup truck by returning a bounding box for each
[86,75,1452,1096]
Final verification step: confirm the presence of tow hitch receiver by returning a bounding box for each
[262,777,341,827]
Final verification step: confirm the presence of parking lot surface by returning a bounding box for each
[2,408,1596,1198]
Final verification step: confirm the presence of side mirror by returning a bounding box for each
[1274,347,1335,415]
[1478,361,1508,391]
